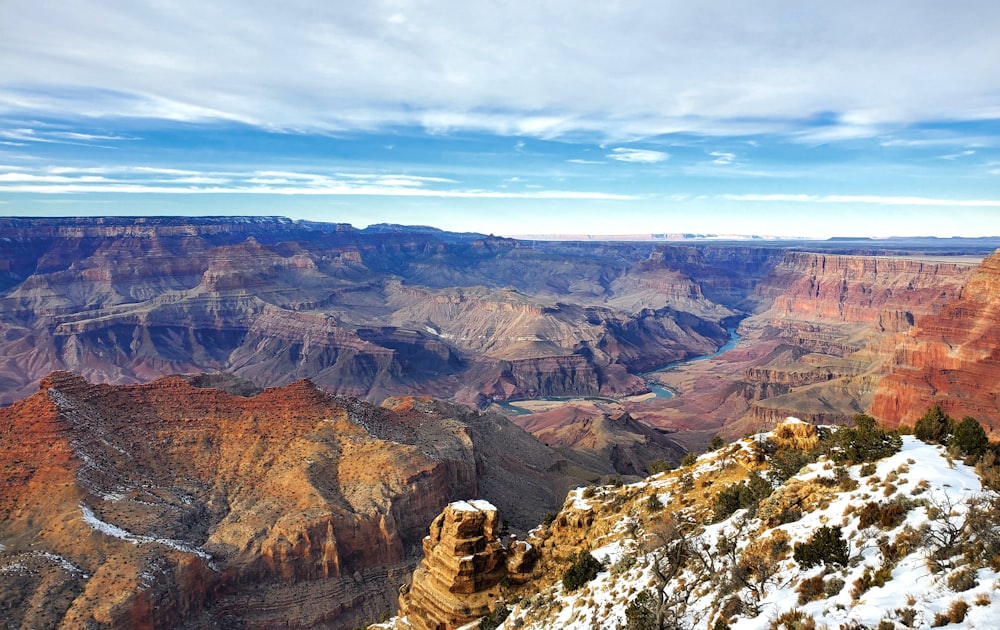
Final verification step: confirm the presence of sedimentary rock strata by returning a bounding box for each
[0,373,582,628]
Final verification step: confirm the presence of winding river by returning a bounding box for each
[498,327,741,415]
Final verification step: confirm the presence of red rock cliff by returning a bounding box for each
[869,250,1000,430]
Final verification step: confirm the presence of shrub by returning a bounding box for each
[797,575,825,605]
[645,493,664,513]
[624,591,655,630]
[914,405,953,445]
[681,452,698,467]
[859,462,877,477]
[648,458,671,475]
[478,606,510,630]
[946,567,978,592]
[562,551,601,592]
[950,416,988,458]
[708,435,726,451]
[851,564,892,599]
[858,498,912,530]
[823,576,845,597]
[768,609,815,630]
[543,511,557,527]
[794,526,848,569]
[895,607,917,627]
[947,599,969,623]
[833,414,902,464]
[712,471,772,521]
[769,447,815,484]
[582,485,596,499]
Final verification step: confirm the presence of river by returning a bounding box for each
[497,326,741,415]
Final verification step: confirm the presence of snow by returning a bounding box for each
[500,434,1000,630]
[79,503,216,569]
[470,499,497,512]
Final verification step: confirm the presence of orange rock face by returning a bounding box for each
[0,373,486,628]
[396,500,525,630]
[870,250,1000,431]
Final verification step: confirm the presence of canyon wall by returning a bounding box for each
[0,218,749,407]
[869,250,1000,431]
[0,373,595,628]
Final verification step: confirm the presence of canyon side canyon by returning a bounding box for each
[1,216,999,628]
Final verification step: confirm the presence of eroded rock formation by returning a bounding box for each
[870,250,1000,431]
[0,217,744,406]
[0,373,582,628]
[395,500,521,630]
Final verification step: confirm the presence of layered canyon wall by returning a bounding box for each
[0,373,598,628]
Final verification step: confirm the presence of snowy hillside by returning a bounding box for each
[497,419,1000,630]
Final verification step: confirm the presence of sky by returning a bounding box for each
[1,1,999,238]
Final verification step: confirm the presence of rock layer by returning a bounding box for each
[870,250,1000,431]
[0,373,584,628]
[0,217,744,406]
[396,500,512,630]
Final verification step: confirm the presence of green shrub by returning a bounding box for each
[478,606,510,630]
[648,458,671,475]
[543,511,557,527]
[708,435,726,451]
[769,447,816,484]
[681,452,698,467]
[950,416,988,458]
[859,462,877,477]
[914,405,953,445]
[624,591,655,630]
[562,551,601,592]
[645,493,664,513]
[712,471,772,521]
[794,525,848,569]
[833,414,902,464]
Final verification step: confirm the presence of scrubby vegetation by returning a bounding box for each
[793,525,848,569]
[561,551,601,592]
[487,412,1000,630]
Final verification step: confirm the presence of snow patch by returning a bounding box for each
[79,503,216,569]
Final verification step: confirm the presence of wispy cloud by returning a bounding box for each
[2,2,997,142]
[940,150,976,160]
[721,193,1000,207]
[0,164,636,200]
[710,151,736,165]
[607,148,669,163]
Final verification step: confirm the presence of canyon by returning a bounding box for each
[2,216,1000,628]
[0,371,643,628]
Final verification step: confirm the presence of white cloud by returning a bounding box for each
[0,164,636,200]
[710,151,736,165]
[607,148,669,163]
[1,1,997,141]
[721,193,1000,207]
[940,150,976,160]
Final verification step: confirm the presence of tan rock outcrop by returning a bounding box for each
[396,500,515,630]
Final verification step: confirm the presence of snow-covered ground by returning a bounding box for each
[503,433,1000,630]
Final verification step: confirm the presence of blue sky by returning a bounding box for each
[1,1,999,237]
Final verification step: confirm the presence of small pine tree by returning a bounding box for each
[950,416,988,458]
[914,405,953,444]
[793,525,848,569]
[562,551,601,592]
